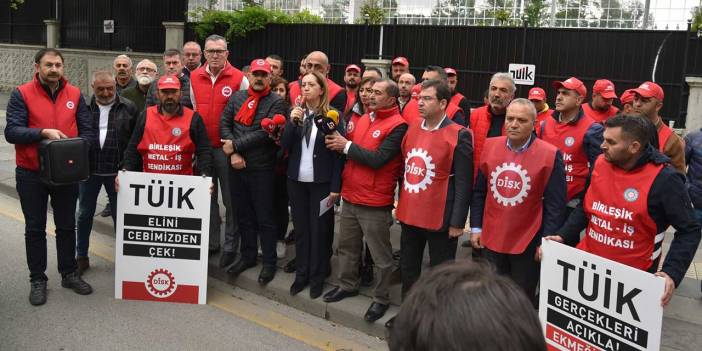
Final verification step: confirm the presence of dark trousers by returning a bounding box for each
[16,167,79,281]
[274,173,289,241]
[287,179,334,285]
[483,236,540,307]
[230,168,277,267]
[76,174,117,257]
[400,224,458,297]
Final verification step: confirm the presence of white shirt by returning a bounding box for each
[298,111,318,182]
[420,115,447,131]
[97,102,114,148]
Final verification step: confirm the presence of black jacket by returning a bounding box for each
[281,108,345,193]
[88,95,138,170]
[219,90,287,171]
[559,146,701,287]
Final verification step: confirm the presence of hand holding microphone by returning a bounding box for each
[314,109,340,135]
[291,96,305,126]
[261,114,286,141]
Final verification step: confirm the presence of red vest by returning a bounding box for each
[137,106,196,175]
[446,102,463,121]
[536,109,554,124]
[346,111,362,141]
[400,97,421,125]
[341,106,406,207]
[289,78,343,106]
[344,89,356,116]
[16,76,81,171]
[658,123,673,153]
[190,63,244,148]
[578,156,663,271]
[582,103,619,123]
[470,105,505,181]
[449,92,465,108]
[540,114,595,201]
[480,137,558,254]
[397,121,463,230]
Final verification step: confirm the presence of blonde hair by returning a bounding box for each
[303,71,330,116]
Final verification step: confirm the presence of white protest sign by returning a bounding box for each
[115,171,211,304]
[539,239,665,351]
[509,63,536,85]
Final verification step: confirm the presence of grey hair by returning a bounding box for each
[490,72,516,94]
[113,54,132,67]
[91,70,115,85]
[508,98,537,120]
[136,59,158,73]
[205,34,227,47]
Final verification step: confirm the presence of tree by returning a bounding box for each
[480,0,519,26]
[596,0,648,29]
[356,0,387,25]
[691,6,701,33]
[524,0,549,27]
[554,0,595,28]
[9,0,25,10]
[321,0,350,24]
[430,0,477,25]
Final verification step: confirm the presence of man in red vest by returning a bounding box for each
[390,79,472,326]
[122,75,213,177]
[471,98,566,304]
[547,115,700,306]
[391,56,410,82]
[632,81,686,173]
[445,67,471,120]
[403,66,464,126]
[583,79,619,123]
[528,87,553,124]
[323,79,408,323]
[469,72,515,181]
[6,48,96,305]
[190,34,247,265]
[539,77,603,236]
[289,50,347,112]
[343,64,361,116]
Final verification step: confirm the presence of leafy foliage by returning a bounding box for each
[356,0,387,25]
[190,6,323,40]
[9,0,25,10]
[692,6,702,33]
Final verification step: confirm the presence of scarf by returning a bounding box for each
[235,86,270,126]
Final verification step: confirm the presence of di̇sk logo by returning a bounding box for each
[172,127,182,137]
[623,187,639,202]
[247,100,255,109]
[66,101,75,109]
[372,130,381,138]
[256,59,265,66]
[564,136,575,147]
[221,86,232,97]
[490,162,531,206]
[145,268,177,298]
[347,121,355,133]
[404,148,436,193]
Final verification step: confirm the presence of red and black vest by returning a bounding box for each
[446,102,463,122]
[396,121,464,230]
[582,103,619,124]
[657,122,673,153]
[190,63,244,148]
[449,92,465,108]
[479,137,558,254]
[16,76,81,171]
[540,114,596,201]
[341,106,406,207]
[470,105,505,182]
[289,78,343,106]
[137,106,196,175]
[578,156,663,271]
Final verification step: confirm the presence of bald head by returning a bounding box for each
[305,51,330,75]
[398,73,416,99]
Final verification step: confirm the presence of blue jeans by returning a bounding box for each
[16,167,79,281]
[76,174,116,257]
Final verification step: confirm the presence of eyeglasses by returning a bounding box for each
[205,49,227,56]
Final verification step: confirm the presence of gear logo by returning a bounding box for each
[172,127,182,137]
[145,268,177,298]
[623,188,639,202]
[66,101,75,109]
[372,130,381,138]
[490,162,531,206]
[564,136,575,147]
[221,86,232,97]
[403,148,436,193]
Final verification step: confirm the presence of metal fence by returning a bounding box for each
[0,0,53,45]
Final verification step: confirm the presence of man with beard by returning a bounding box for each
[391,57,410,82]
[397,73,415,113]
[582,79,619,123]
[220,59,287,285]
[121,59,158,113]
[146,48,193,109]
[75,71,138,274]
[113,54,136,94]
[121,75,212,176]
[445,67,471,120]
[343,64,361,116]
[266,54,284,77]
[182,41,202,78]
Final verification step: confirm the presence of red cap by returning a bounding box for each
[411,83,422,98]
[249,58,271,74]
[345,64,361,73]
[444,67,457,76]
[632,81,664,101]
[552,77,587,97]
[392,56,409,67]
[157,75,181,90]
[528,87,546,101]
[593,79,617,99]
[619,89,636,104]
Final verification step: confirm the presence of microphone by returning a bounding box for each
[272,114,286,127]
[261,114,286,140]
[314,109,339,135]
[261,118,274,133]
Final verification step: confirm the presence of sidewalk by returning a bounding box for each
[1,93,701,348]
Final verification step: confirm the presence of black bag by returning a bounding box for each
[38,137,90,186]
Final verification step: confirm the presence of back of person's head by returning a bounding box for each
[388,261,546,351]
